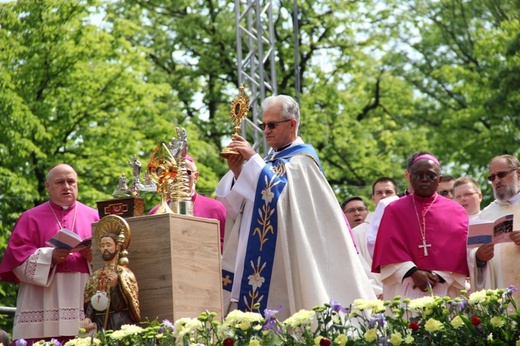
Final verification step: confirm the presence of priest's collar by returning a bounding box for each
[275,143,293,152]
[267,137,304,158]
[501,191,520,205]
[49,200,77,210]
[411,193,437,203]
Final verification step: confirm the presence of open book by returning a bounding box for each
[467,214,514,248]
[46,228,92,252]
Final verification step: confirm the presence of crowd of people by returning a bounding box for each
[347,152,520,300]
[0,94,519,344]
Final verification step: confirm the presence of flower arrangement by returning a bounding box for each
[19,287,520,346]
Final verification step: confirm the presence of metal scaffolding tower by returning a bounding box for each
[235,0,277,156]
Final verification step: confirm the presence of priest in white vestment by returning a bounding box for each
[474,155,520,294]
[217,95,375,320]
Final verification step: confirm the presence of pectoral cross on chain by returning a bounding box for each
[419,238,431,256]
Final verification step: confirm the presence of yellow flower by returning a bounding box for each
[491,316,504,327]
[250,339,261,346]
[314,336,323,345]
[335,334,347,346]
[389,332,403,345]
[404,335,414,344]
[424,318,444,332]
[451,315,464,329]
[352,299,386,313]
[239,320,252,330]
[408,296,435,311]
[283,309,316,328]
[364,328,378,342]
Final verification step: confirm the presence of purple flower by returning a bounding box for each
[458,300,467,311]
[330,299,348,313]
[264,305,282,320]
[378,336,389,345]
[15,340,27,346]
[50,339,62,346]
[162,319,175,331]
[506,285,518,296]
[263,305,282,334]
[368,313,385,328]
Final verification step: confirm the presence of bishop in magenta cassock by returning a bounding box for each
[0,164,99,344]
[371,154,470,300]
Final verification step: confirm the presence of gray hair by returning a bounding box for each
[489,154,520,170]
[261,95,300,132]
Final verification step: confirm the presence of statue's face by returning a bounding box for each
[100,236,118,261]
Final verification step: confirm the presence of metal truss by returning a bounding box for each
[235,0,277,156]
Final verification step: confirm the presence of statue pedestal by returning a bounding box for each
[92,213,223,322]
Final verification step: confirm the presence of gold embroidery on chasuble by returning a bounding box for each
[244,161,287,311]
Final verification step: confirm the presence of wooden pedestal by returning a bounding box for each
[92,213,223,322]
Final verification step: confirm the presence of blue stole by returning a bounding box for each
[227,143,321,313]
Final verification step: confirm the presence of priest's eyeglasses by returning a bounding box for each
[487,168,518,182]
[412,173,438,181]
[259,119,292,130]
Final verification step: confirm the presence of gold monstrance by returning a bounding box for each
[220,84,249,158]
[147,143,177,214]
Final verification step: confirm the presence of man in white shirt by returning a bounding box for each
[352,177,398,298]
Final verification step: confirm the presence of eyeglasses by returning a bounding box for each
[412,173,438,181]
[344,207,367,214]
[487,168,518,182]
[454,191,477,200]
[186,170,197,176]
[438,190,452,197]
[259,119,292,130]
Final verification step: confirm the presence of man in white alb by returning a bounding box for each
[217,95,375,320]
[474,154,520,292]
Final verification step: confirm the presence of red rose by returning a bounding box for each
[223,337,235,346]
[408,321,419,331]
[320,337,332,346]
[471,316,481,326]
